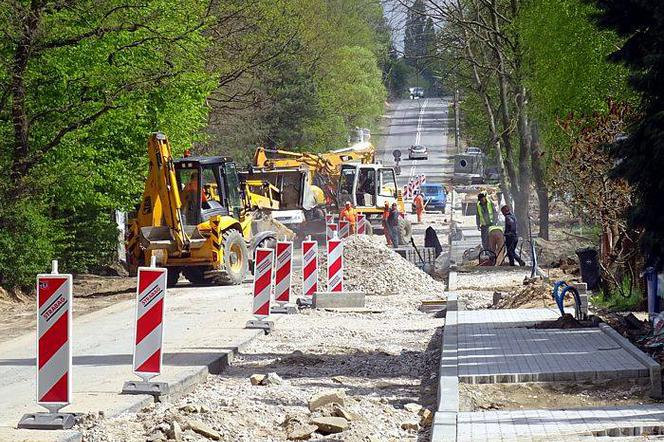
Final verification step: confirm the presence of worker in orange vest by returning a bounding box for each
[414,191,425,223]
[381,201,392,245]
[339,201,357,234]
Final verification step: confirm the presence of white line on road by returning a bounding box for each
[414,98,429,146]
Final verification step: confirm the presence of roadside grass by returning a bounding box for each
[592,276,643,311]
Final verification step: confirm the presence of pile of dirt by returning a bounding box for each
[495,279,554,309]
[550,256,580,275]
[530,313,592,329]
[292,235,446,298]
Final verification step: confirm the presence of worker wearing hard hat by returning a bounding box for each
[339,201,357,234]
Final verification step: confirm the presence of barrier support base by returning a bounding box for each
[270,303,297,315]
[296,297,313,308]
[122,380,169,397]
[245,319,274,334]
[17,412,76,430]
[312,292,366,309]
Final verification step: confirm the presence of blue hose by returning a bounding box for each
[552,280,581,318]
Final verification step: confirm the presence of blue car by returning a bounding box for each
[412,183,447,213]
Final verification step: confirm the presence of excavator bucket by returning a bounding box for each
[139,226,207,251]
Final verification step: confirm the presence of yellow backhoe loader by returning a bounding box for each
[126,133,280,286]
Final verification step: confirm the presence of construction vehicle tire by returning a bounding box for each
[398,217,412,245]
[220,229,249,285]
[182,267,209,286]
[167,267,181,288]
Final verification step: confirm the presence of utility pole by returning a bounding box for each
[454,89,460,153]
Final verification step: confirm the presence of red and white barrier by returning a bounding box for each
[274,241,293,305]
[357,214,366,235]
[327,239,343,292]
[252,248,274,318]
[302,240,318,297]
[325,214,334,225]
[338,220,350,238]
[132,265,167,379]
[326,223,338,242]
[36,266,72,409]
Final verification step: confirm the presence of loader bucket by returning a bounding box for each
[139,225,207,251]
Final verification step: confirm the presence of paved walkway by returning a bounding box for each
[458,405,664,441]
[0,283,269,441]
[433,295,662,441]
[457,309,650,384]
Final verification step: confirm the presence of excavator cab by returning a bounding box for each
[174,157,243,224]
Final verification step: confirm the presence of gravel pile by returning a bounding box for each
[292,235,446,299]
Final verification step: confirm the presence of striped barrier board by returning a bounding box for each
[274,241,293,304]
[252,248,274,318]
[18,264,77,429]
[37,273,73,408]
[132,266,167,378]
[247,248,276,330]
[325,214,334,225]
[357,214,366,235]
[326,223,338,241]
[338,220,350,238]
[302,240,318,297]
[327,239,343,292]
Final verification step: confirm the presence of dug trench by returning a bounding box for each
[78,236,447,441]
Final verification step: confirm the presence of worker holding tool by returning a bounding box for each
[501,205,525,266]
[476,193,497,250]
[339,201,357,234]
[382,201,392,246]
[387,202,401,247]
[414,191,425,224]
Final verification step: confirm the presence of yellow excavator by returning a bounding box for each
[253,143,406,234]
[126,133,281,286]
[253,142,376,206]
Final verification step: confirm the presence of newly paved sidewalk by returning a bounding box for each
[457,309,651,384]
[458,405,664,441]
[433,295,663,441]
[0,283,271,441]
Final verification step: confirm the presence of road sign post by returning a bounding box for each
[18,260,76,430]
[298,238,318,308]
[246,248,275,332]
[271,241,296,314]
[327,237,343,293]
[122,256,169,397]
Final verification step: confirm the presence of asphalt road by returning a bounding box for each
[378,98,455,189]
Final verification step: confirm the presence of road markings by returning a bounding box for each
[414,98,429,146]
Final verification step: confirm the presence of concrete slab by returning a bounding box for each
[312,291,365,309]
[0,283,276,441]
[457,405,664,441]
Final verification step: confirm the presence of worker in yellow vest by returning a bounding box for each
[476,193,497,250]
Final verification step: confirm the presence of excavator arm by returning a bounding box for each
[135,132,190,252]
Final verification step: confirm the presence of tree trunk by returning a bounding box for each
[513,86,532,234]
[10,5,40,187]
[530,120,549,240]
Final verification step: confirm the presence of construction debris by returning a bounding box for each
[292,235,446,298]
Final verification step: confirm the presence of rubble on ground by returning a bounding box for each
[79,278,443,441]
[291,235,446,299]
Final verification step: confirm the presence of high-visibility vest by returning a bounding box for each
[477,200,494,226]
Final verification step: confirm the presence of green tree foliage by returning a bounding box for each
[403,0,436,86]
[518,0,632,157]
[590,0,664,256]
[203,0,388,157]
[0,0,390,289]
